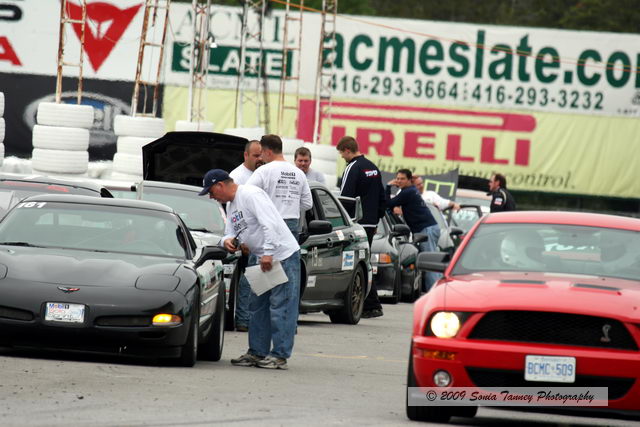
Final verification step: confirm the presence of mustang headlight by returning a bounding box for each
[430,312,461,338]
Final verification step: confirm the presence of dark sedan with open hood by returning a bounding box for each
[0,194,228,366]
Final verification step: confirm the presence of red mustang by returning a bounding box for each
[407,211,640,422]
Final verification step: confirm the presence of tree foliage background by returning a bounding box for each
[182,0,640,34]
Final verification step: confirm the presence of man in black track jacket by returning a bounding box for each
[337,136,386,319]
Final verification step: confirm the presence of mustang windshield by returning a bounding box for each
[141,186,226,235]
[453,223,640,281]
[0,201,187,258]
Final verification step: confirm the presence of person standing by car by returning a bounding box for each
[200,169,300,370]
[488,173,516,213]
[386,169,442,293]
[228,140,264,332]
[230,140,264,184]
[247,135,312,240]
[337,135,386,318]
[294,146,325,184]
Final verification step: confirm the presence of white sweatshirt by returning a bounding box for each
[229,163,254,185]
[247,160,312,219]
[222,185,299,260]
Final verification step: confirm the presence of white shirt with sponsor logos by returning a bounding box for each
[305,168,325,184]
[222,185,299,260]
[422,190,451,211]
[247,160,313,219]
[229,163,254,185]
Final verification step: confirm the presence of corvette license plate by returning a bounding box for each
[524,355,576,383]
[45,302,85,323]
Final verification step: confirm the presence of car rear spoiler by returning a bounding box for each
[337,195,363,223]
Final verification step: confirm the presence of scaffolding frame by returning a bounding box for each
[186,0,212,124]
[234,0,270,131]
[312,0,338,144]
[131,0,171,118]
[276,0,304,136]
[56,0,87,104]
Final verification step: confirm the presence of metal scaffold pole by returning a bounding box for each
[276,0,304,136]
[56,0,87,104]
[187,0,212,125]
[312,0,338,144]
[131,0,171,118]
[234,0,270,131]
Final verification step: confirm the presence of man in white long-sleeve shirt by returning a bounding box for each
[230,140,263,185]
[247,134,312,239]
[199,169,300,370]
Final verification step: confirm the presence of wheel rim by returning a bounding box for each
[351,271,364,315]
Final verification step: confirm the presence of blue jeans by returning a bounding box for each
[284,218,299,241]
[248,250,301,359]
[235,254,257,328]
[419,224,442,292]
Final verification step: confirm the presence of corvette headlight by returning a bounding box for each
[430,312,461,338]
[152,314,182,326]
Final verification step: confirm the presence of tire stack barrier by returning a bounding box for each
[0,92,5,167]
[175,120,215,132]
[31,102,94,176]
[112,115,165,181]
[223,127,265,142]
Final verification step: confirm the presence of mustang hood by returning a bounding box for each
[142,131,246,187]
[433,272,640,321]
[0,247,182,287]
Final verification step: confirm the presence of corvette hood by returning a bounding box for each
[0,247,182,287]
[432,272,640,321]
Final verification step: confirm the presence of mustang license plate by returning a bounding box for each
[524,355,576,383]
[45,302,85,323]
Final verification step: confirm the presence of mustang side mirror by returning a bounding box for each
[195,246,228,268]
[308,220,332,235]
[390,223,411,237]
[413,232,428,244]
[416,251,450,273]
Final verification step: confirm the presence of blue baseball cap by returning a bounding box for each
[198,169,230,196]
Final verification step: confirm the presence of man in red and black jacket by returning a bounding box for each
[337,136,386,319]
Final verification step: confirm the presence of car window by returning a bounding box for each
[450,207,482,232]
[0,202,187,258]
[315,189,347,228]
[452,223,640,281]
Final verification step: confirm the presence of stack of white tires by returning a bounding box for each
[282,138,304,163]
[223,127,264,142]
[175,120,215,132]
[0,92,5,167]
[32,102,95,176]
[112,115,165,181]
[304,142,339,189]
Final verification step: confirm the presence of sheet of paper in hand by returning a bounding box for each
[244,260,289,296]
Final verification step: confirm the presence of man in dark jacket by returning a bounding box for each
[488,173,516,213]
[386,169,442,292]
[337,136,386,318]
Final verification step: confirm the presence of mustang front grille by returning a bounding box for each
[468,311,638,350]
[466,367,634,400]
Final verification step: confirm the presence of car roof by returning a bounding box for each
[483,210,640,230]
[0,173,110,194]
[140,180,202,192]
[456,188,491,201]
[19,194,175,213]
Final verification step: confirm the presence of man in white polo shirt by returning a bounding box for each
[200,169,300,370]
[228,139,263,332]
[247,134,312,239]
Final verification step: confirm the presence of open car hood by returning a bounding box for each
[142,131,247,186]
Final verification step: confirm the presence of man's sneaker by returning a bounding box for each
[256,355,288,370]
[231,352,263,367]
[361,308,383,319]
[235,324,248,332]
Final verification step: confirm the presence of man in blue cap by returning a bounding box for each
[199,169,301,370]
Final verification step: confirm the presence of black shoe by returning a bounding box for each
[362,308,383,319]
[236,324,248,332]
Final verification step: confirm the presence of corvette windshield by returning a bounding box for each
[141,186,225,235]
[453,223,640,281]
[0,201,187,258]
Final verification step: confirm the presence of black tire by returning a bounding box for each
[175,290,199,367]
[406,345,452,423]
[224,267,239,331]
[329,266,365,325]
[199,284,225,361]
[388,270,401,304]
[401,272,420,303]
